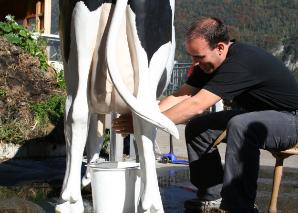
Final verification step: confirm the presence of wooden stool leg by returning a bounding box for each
[268,157,284,213]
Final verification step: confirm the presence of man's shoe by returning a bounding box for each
[217,204,259,213]
[253,204,259,213]
[184,198,222,212]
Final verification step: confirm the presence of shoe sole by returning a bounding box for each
[185,207,221,213]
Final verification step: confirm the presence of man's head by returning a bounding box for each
[185,16,231,73]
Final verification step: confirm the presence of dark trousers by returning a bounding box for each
[185,110,298,213]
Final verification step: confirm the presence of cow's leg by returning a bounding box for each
[132,114,164,213]
[81,113,104,187]
[56,2,102,213]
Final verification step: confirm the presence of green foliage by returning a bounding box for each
[0,120,28,144]
[31,95,66,127]
[56,71,66,89]
[0,15,48,71]
[0,88,6,96]
[101,129,110,156]
[0,184,55,202]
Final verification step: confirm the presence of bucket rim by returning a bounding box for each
[88,161,140,171]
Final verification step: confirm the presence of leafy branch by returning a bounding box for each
[0,15,48,71]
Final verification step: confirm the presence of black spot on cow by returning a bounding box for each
[60,0,115,61]
[60,0,173,65]
[74,0,116,11]
[129,0,173,65]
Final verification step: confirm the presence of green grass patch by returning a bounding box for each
[0,88,6,96]
[0,184,58,202]
[0,120,28,144]
[56,71,66,90]
[31,95,66,128]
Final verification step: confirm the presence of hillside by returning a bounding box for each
[0,36,65,144]
[174,0,298,76]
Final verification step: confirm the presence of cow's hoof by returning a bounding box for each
[55,201,70,213]
[55,199,84,213]
[141,206,164,213]
[81,175,91,188]
[140,201,164,213]
[140,195,164,213]
[70,199,84,213]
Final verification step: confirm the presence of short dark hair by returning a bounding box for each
[185,16,230,48]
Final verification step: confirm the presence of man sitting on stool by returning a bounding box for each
[113,16,298,213]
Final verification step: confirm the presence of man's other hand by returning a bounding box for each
[112,113,134,135]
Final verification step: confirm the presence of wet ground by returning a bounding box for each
[0,158,297,213]
[159,165,298,213]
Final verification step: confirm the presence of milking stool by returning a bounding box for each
[213,130,298,213]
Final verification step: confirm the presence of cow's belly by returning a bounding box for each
[89,67,135,114]
[89,3,136,115]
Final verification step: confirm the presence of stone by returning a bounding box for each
[0,197,45,213]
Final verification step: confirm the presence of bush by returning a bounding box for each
[56,70,66,90]
[31,95,66,128]
[0,120,25,144]
[0,15,48,71]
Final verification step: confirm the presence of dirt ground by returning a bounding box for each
[0,36,65,145]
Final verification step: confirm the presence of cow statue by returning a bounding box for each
[56,0,178,213]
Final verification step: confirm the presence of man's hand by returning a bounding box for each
[112,113,134,135]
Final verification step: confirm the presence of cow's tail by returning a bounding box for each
[106,0,178,139]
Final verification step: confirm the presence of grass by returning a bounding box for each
[31,94,65,128]
[0,88,6,96]
[0,184,58,202]
[0,95,66,144]
[0,120,28,144]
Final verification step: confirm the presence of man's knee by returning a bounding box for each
[185,119,192,132]
[185,121,194,144]
[226,113,264,148]
[226,114,249,134]
[185,118,206,144]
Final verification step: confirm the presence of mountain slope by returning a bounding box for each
[174,0,298,76]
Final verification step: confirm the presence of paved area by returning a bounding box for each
[0,159,297,213]
[0,124,297,212]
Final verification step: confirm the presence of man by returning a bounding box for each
[113,16,298,213]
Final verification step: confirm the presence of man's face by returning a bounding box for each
[186,37,224,74]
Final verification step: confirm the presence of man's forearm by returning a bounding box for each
[162,89,222,124]
[159,95,191,112]
[162,96,204,124]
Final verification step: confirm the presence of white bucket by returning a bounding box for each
[89,161,141,213]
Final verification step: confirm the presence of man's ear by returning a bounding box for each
[217,43,225,55]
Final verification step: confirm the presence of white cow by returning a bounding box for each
[56,0,178,213]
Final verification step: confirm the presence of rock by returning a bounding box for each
[0,197,45,213]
